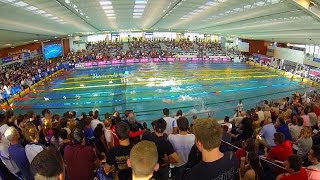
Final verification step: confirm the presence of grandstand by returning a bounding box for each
[1,0,320,180]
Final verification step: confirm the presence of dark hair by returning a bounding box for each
[89,111,93,117]
[304,108,309,115]
[244,138,255,152]
[5,110,14,120]
[59,129,68,140]
[94,124,104,139]
[93,110,99,119]
[115,122,130,140]
[163,108,169,116]
[248,152,263,180]
[30,147,63,178]
[85,117,92,126]
[0,114,5,124]
[26,111,35,119]
[125,110,131,118]
[311,145,320,161]
[176,110,182,117]
[154,118,167,133]
[105,113,111,120]
[274,132,285,144]
[42,109,51,117]
[297,116,304,126]
[143,122,147,129]
[52,122,61,141]
[60,118,68,128]
[177,117,189,131]
[278,117,286,125]
[257,107,261,111]
[287,155,302,172]
[71,111,76,117]
[224,116,229,122]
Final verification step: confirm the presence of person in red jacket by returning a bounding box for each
[266,132,293,162]
[276,155,308,180]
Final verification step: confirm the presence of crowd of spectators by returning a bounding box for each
[0,90,319,180]
[0,58,65,102]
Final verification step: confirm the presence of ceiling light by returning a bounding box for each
[106,13,115,16]
[68,34,71,36]
[134,5,146,9]
[6,0,17,2]
[54,36,57,38]
[80,12,84,15]
[51,17,58,19]
[108,17,116,19]
[135,0,147,4]
[43,14,53,17]
[133,12,142,15]
[14,1,28,7]
[102,6,113,9]
[35,10,46,14]
[100,1,112,5]
[65,0,70,3]
[73,4,77,8]
[133,16,141,18]
[86,16,89,18]
[26,6,38,11]
[34,40,38,42]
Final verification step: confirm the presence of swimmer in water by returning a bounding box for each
[162,99,174,104]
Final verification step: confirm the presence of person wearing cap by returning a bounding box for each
[64,128,100,180]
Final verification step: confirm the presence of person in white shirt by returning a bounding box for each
[256,107,265,122]
[288,116,303,141]
[162,108,177,135]
[90,111,104,130]
[222,116,232,132]
[237,100,243,112]
[104,115,114,149]
[168,117,195,180]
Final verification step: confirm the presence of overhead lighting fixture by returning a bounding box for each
[134,5,146,9]
[106,13,115,16]
[43,13,53,17]
[34,39,38,42]
[35,10,46,14]
[80,12,84,15]
[14,1,28,7]
[108,17,116,19]
[133,16,141,18]
[102,6,113,9]
[68,34,71,37]
[26,6,38,11]
[133,12,142,15]
[100,1,112,5]
[51,16,58,19]
[135,0,147,4]
[65,0,70,3]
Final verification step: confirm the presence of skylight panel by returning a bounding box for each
[133,0,148,19]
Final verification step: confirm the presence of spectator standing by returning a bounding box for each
[162,108,178,135]
[168,117,195,180]
[186,118,238,180]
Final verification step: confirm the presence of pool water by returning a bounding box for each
[13,62,312,123]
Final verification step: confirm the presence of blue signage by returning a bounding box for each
[314,57,320,63]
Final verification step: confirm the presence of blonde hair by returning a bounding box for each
[194,118,222,150]
[300,126,312,138]
[130,140,158,178]
[23,123,39,143]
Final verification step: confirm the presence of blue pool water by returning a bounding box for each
[13,62,313,123]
